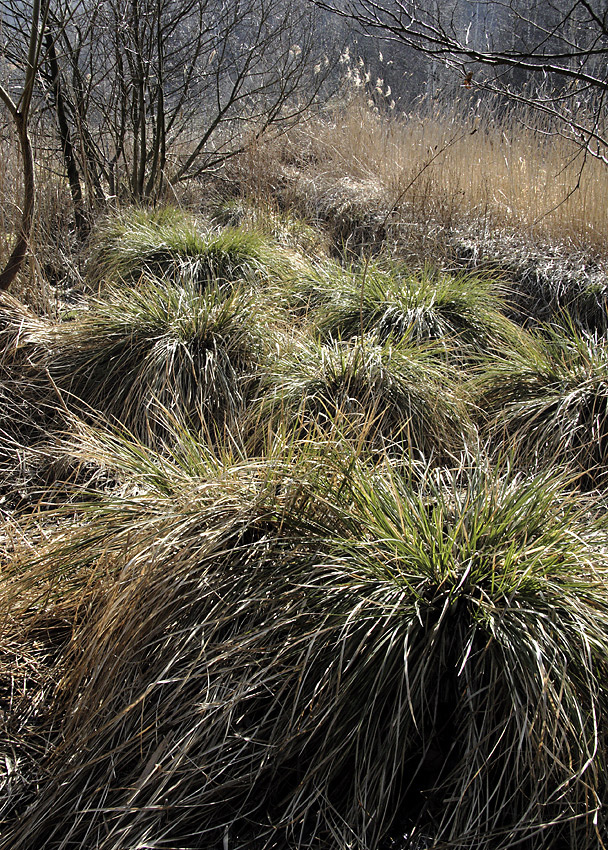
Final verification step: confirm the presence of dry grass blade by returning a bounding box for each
[0,292,49,364]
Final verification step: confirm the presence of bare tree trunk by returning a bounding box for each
[44,31,89,240]
[0,0,44,292]
[0,110,35,291]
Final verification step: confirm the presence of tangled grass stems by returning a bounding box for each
[212,197,331,259]
[0,295,73,500]
[0,292,49,363]
[2,436,608,849]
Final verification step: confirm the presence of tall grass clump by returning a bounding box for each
[2,438,608,849]
[249,333,472,458]
[315,261,518,357]
[0,294,66,496]
[283,456,608,849]
[44,276,269,441]
[473,317,608,486]
[86,206,298,290]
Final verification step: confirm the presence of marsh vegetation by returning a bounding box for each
[3,78,608,850]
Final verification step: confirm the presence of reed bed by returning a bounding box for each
[238,96,608,260]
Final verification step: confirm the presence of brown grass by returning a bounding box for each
[234,95,608,258]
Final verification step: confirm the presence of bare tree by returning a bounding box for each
[0,0,332,277]
[321,0,608,163]
[2,0,331,207]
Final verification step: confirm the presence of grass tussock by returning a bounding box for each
[249,333,472,458]
[86,206,307,291]
[474,318,608,486]
[43,276,271,441]
[314,261,518,356]
[212,196,331,259]
[2,442,608,849]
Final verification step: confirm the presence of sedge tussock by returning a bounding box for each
[314,261,518,357]
[248,333,473,459]
[473,317,608,486]
[41,277,271,442]
[86,206,304,290]
[2,445,608,849]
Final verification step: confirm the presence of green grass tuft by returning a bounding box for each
[249,333,473,458]
[314,262,519,357]
[86,207,298,290]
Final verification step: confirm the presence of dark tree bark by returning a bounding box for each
[0,109,35,291]
[44,31,89,239]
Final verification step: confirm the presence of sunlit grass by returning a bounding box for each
[249,332,473,458]
[258,97,608,254]
[4,90,608,850]
[3,440,608,849]
[43,275,271,441]
[86,206,301,290]
[314,260,518,357]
